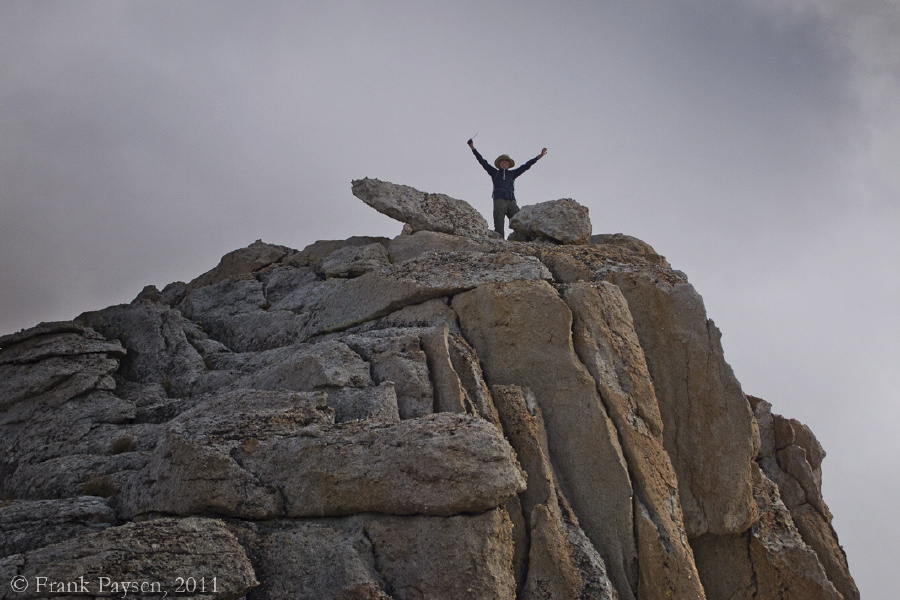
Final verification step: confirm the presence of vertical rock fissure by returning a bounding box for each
[558,280,708,599]
[452,280,638,600]
[745,530,760,598]
[681,342,709,536]
[558,285,642,599]
[361,524,395,598]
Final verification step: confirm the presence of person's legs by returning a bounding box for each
[492,198,507,236]
[500,200,520,238]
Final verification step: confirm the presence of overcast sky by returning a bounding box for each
[1,1,897,595]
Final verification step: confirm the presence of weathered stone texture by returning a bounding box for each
[178,276,309,352]
[492,385,617,600]
[0,497,116,558]
[0,517,258,600]
[561,281,704,600]
[0,322,124,411]
[750,395,859,600]
[77,302,208,397]
[692,464,847,600]
[185,238,293,291]
[365,509,517,600]
[296,250,552,339]
[602,270,758,538]
[352,178,491,237]
[590,233,670,267]
[320,242,391,278]
[0,208,858,600]
[233,520,390,600]
[509,198,592,244]
[388,229,498,263]
[454,280,637,599]
[120,400,525,520]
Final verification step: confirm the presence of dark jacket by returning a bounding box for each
[471,147,541,201]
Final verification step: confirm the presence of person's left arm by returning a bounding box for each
[512,148,548,176]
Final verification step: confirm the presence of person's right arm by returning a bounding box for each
[468,139,495,174]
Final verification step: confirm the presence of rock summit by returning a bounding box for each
[0,180,857,600]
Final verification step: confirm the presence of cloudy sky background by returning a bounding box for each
[2,1,896,595]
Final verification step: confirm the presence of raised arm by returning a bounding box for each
[513,148,548,175]
[468,139,495,174]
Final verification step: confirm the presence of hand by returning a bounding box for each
[467,139,474,148]
[540,148,548,158]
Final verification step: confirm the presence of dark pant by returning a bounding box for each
[493,198,520,237]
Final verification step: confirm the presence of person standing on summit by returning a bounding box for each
[468,138,548,238]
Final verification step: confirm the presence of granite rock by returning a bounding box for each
[509,198,592,245]
[352,178,491,238]
[0,192,858,599]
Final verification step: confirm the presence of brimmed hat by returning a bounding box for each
[494,154,515,168]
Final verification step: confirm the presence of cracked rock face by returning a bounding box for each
[0,179,857,600]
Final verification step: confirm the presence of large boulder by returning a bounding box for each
[510,198,592,244]
[178,276,310,352]
[293,236,390,274]
[388,229,498,263]
[320,242,391,278]
[286,250,552,339]
[185,239,294,292]
[119,395,526,520]
[76,302,209,398]
[352,178,491,237]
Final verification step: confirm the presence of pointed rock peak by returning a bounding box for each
[185,239,295,291]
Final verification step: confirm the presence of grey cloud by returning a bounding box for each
[1,2,896,596]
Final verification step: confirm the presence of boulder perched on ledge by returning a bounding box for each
[352,178,491,238]
[510,198,592,244]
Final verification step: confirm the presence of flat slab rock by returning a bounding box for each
[0,497,116,558]
[0,322,125,411]
[295,249,552,337]
[352,178,491,238]
[121,410,526,520]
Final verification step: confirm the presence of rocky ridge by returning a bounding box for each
[0,180,857,599]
